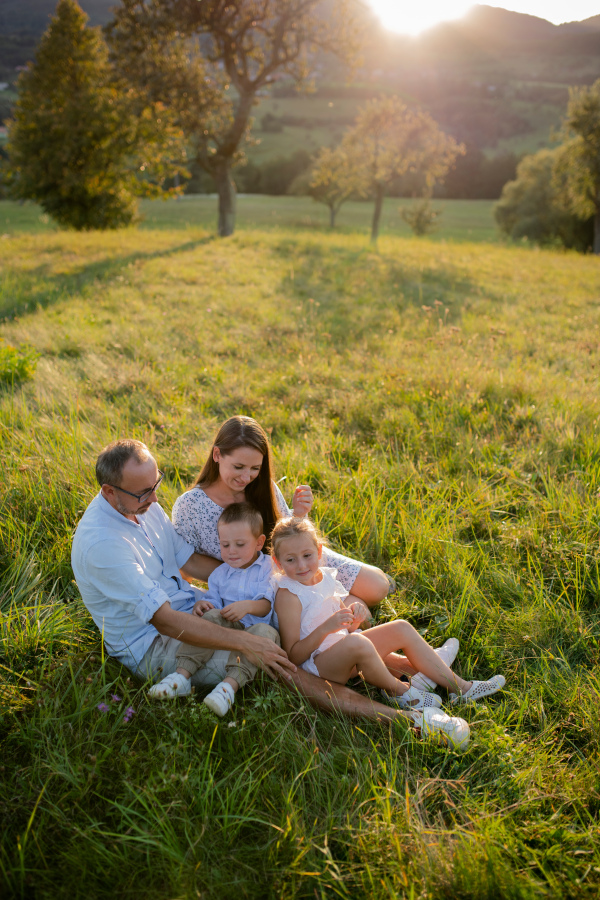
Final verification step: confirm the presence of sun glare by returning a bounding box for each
[369,1,475,36]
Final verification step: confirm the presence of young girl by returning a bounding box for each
[272,517,505,742]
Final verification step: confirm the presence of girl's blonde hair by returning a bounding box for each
[270,516,327,560]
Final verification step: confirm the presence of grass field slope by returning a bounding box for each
[1,196,600,899]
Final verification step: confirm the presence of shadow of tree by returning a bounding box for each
[272,239,481,346]
[1,236,215,320]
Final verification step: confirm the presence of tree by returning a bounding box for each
[309,145,365,227]
[555,79,600,253]
[494,147,592,251]
[5,0,183,231]
[401,200,442,236]
[339,96,463,244]
[108,0,362,237]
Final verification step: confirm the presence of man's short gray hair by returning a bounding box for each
[95,439,152,487]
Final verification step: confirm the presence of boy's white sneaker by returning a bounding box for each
[148,672,191,699]
[410,708,470,752]
[410,638,460,692]
[203,681,236,717]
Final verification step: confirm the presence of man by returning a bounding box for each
[72,439,293,689]
[72,438,405,723]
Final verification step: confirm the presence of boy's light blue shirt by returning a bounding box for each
[205,551,276,627]
[71,492,200,671]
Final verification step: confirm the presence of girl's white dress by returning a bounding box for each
[274,567,350,677]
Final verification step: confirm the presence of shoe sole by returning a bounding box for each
[203,696,231,717]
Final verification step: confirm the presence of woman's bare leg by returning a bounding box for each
[350,564,391,607]
[314,633,412,697]
[381,652,417,678]
[363,621,473,694]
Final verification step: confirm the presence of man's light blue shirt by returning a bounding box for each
[205,551,276,628]
[71,492,199,671]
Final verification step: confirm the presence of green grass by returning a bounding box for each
[1,197,600,898]
[0,195,499,243]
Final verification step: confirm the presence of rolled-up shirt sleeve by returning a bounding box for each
[247,579,276,610]
[83,539,171,624]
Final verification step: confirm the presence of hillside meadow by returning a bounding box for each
[1,195,600,899]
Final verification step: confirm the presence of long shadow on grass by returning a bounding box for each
[0,236,216,320]
[273,239,480,344]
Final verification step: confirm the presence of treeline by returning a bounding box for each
[494,81,600,253]
[184,145,518,200]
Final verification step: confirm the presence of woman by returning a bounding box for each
[172,416,391,606]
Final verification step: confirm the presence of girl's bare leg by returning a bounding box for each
[363,621,473,694]
[314,633,412,697]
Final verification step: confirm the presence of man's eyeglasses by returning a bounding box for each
[108,471,165,504]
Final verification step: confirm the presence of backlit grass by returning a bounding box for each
[1,199,600,898]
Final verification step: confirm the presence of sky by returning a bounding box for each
[368,1,600,36]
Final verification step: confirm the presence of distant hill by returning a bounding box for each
[0,0,114,33]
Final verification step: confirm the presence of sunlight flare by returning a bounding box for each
[369,0,475,35]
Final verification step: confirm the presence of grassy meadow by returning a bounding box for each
[1,194,600,899]
[0,195,499,243]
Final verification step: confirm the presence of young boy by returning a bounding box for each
[149,502,277,715]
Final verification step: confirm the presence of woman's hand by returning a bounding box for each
[324,607,354,632]
[347,599,371,632]
[292,484,314,517]
[193,599,215,617]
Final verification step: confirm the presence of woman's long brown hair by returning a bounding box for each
[194,416,280,541]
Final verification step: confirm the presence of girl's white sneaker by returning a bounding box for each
[382,685,443,710]
[203,681,236,717]
[148,672,191,699]
[410,708,470,751]
[450,675,506,705]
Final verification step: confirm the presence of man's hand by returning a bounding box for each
[192,599,215,617]
[150,602,296,681]
[242,633,297,681]
[292,484,314,518]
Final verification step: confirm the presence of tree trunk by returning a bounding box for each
[371,184,385,244]
[595,207,600,254]
[214,165,236,237]
[329,204,336,228]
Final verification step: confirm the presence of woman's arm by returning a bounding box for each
[275,588,353,666]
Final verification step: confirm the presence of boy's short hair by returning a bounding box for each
[218,502,264,537]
